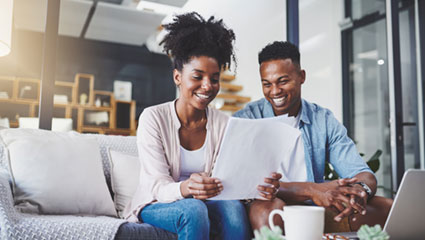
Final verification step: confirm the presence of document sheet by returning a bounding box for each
[209,117,306,200]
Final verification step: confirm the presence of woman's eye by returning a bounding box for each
[193,76,202,80]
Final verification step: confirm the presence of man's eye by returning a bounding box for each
[279,81,288,85]
[212,78,219,83]
[193,76,202,80]
[263,84,271,87]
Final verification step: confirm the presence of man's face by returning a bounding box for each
[260,59,305,116]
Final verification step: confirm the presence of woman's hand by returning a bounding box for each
[257,172,282,200]
[180,172,223,199]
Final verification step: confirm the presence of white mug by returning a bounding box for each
[268,205,325,240]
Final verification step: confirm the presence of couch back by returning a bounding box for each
[0,129,138,189]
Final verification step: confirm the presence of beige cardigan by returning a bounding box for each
[124,100,229,222]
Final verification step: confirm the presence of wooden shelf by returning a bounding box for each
[216,93,251,103]
[220,82,243,92]
[220,74,236,82]
[220,104,243,112]
[0,75,136,135]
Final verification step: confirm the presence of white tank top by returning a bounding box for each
[178,138,207,181]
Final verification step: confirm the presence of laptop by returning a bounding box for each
[330,169,425,240]
[383,169,425,240]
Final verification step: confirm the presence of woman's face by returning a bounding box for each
[174,56,220,111]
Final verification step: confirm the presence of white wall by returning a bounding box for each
[180,0,344,120]
[299,0,344,121]
[181,0,286,103]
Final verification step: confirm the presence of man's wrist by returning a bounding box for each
[354,182,373,199]
[306,182,319,199]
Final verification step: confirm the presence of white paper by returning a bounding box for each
[209,117,306,200]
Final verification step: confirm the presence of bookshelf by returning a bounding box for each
[0,74,136,135]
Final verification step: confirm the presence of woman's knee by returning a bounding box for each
[178,199,209,224]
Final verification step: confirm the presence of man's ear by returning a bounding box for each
[299,69,306,84]
[173,69,181,86]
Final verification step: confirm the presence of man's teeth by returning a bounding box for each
[273,96,286,105]
[196,93,210,99]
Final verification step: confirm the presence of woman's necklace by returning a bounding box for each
[180,117,207,131]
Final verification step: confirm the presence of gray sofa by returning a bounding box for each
[0,129,176,240]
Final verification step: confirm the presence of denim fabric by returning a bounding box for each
[114,222,177,240]
[234,98,373,183]
[140,199,252,240]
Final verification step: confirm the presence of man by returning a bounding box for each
[234,41,392,232]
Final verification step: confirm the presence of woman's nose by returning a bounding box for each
[201,78,213,91]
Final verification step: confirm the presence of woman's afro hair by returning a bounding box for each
[160,12,236,71]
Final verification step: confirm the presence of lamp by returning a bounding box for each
[0,0,13,57]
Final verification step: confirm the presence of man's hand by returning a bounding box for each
[335,178,369,221]
[310,178,367,221]
[257,172,282,200]
[180,172,223,199]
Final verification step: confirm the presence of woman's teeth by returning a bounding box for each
[196,93,210,99]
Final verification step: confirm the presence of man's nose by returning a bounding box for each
[270,85,281,95]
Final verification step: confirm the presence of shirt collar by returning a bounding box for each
[299,99,311,125]
[261,98,311,125]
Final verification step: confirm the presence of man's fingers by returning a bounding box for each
[337,177,358,186]
[339,186,367,201]
[332,200,346,213]
[263,178,280,189]
[334,207,353,222]
[349,195,367,215]
[271,172,282,180]
[257,185,277,194]
[258,191,275,200]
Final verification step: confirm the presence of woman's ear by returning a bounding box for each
[173,69,181,86]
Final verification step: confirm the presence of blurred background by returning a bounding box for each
[0,0,424,197]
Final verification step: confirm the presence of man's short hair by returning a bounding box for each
[258,41,300,67]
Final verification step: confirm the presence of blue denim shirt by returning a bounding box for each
[233,98,373,183]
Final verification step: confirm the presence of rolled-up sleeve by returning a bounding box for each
[326,111,374,179]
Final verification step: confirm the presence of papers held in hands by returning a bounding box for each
[209,117,306,200]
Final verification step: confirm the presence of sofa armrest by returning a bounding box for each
[0,169,16,239]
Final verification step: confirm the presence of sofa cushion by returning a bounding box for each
[94,134,138,189]
[109,149,140,218]
[0,128,117,216]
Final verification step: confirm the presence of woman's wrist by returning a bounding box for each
[180,180,190,198]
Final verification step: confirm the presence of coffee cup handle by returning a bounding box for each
[268,209,285,230]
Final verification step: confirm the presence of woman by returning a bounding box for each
[123,12,281,240]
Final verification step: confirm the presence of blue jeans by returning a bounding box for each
[140,199,252,240]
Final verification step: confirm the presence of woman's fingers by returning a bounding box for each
[188,181,222,191]
[190,172,221,184]
[187,172,223,199]
[189,187,222,197]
